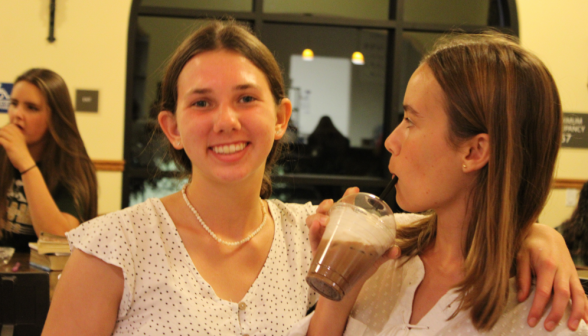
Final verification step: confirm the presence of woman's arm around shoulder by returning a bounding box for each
[517,223,588,331]
[42,248,123,336]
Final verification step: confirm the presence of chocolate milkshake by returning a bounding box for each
[306,195,396,301]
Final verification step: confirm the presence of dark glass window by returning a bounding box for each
[397,32,443,117]
[124,0,518,207]
[129,176,187,206]
[140,0,252,12]
[129,18,210,174]
[136,17,207,122]
[263,0,390,20]
[404,0,492,25]
[263,24,388,178]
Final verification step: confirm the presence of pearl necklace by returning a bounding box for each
[181,185,267,246]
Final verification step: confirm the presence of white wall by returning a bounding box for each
[517,0,588,227]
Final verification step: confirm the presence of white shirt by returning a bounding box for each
[67,198,319,335]
[289,214,588,336]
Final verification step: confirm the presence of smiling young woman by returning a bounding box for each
[159,48,288,187]
[43,21,319,336]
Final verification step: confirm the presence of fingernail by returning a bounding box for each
[319,217,327,224]
[528,317,537,327]
[545,321,555,331]
[571,319,579,330]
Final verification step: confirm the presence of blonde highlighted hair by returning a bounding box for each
[396,32,562,330]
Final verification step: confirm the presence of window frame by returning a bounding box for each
[122,0,518,208]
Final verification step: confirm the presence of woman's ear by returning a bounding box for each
[274,98,292,140]
[462,133,490,172]
[158,111,182,149]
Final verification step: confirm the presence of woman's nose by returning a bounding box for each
[213,104,241,133]
[8,103,22,121]
[385,126,401,156]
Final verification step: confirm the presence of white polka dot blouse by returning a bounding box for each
[67,198,319,335]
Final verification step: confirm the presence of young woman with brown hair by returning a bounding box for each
[0,68,97,252]
[294,32,588,335]
[44,21,311,336]
[44,23,586,335]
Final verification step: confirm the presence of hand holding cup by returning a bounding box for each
[307,187,360,254]
[306,189,399,301]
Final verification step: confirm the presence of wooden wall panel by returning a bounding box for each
[93,160,125,172]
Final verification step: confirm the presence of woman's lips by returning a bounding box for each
[211,142,248,155]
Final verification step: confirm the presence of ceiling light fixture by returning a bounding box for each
[302,48,314,61]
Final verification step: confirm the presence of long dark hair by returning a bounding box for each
[0,69,98,226]
[561,181,588,265]
[159,20,287,199]
[396,32,562,330]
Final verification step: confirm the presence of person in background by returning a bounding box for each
[560,181,588,267]
[294,31,588,335]
[0,68,97,252]
[43,21,587,335]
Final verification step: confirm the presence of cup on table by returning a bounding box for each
[0,247,15,265]
[306,192,396,301]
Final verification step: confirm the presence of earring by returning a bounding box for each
[462,164,467,169]
[176,141,181,146]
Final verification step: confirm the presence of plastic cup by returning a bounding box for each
[306,192,396,301]
[0,247,15,265]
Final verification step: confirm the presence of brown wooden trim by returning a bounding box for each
[92,159,125,172]
[553,178,586,189]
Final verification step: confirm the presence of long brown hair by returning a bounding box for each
[159,20,287,199]
[396,32,562,330]
[0,69,98,226]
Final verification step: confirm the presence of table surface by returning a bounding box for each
[1,253,46,273]
[1,252,62,299]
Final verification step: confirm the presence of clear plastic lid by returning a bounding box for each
[331,192,396,243]
[336,192,394,219]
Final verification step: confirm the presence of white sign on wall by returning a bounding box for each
[0,83,13,113]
